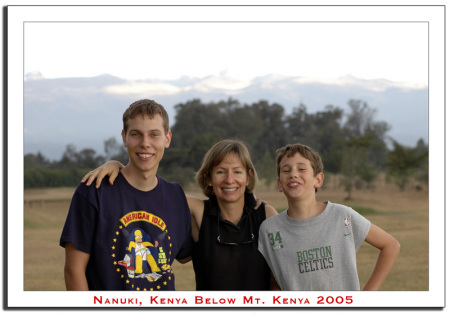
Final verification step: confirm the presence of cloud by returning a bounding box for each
[192,76,252,92]
[104,81,182,95]
[292,76,427,92]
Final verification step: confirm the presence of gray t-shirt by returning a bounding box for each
[258,201,371,291]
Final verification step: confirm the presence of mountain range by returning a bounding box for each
[23,72,428,161]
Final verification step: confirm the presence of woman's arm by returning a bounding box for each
[362,224,400,290]
[186,195,204,243]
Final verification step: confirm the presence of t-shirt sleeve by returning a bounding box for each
[59,188,98,254]
[175,233,193,260]
[350,208,371,252]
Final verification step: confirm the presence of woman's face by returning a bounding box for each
[210,153,249,205]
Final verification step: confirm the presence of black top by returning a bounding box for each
[192,192,271,290]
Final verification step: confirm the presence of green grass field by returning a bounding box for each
[23,176,428,291]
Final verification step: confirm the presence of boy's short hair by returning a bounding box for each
[276,143,324,177]
[123,99,170,134]
[196,139,259,197]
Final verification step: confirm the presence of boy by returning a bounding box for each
[258,143,400,291]
[59,99,192,291]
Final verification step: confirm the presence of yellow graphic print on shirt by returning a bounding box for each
[113,210,174,290]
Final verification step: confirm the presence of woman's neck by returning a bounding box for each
[216,198,245,225]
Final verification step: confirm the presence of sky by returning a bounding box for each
[24,21,428,84]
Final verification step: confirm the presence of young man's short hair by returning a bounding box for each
[123,99,170,134]
[196,139,259,197]
[275,143,324,177]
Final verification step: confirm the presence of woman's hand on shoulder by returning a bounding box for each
[254,195,267,209]
[253,194,278,218]
[81,160,125,188]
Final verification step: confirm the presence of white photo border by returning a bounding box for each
[6,4,445,309]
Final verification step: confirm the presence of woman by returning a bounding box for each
[83,139,279,290]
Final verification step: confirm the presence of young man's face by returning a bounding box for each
[121,114,171,176]
[277,152,323,199]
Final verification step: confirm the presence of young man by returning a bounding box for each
[59,99,191,291]
[258,143,400,291]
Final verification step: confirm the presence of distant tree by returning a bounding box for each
[255,150,276,187]
[78,148,105,169]
[340,135,376,200]
[338,100,391,198]
[343,99,390,169]
[309,105,345,173]
[187,133,223,170]
[24,152,50,169]
[226,103,264,146]
[285,103,311,144]
[170,98,289,172]
[386,140,428,191]
[104,137,120,158]
[56,144,105,169]
[24,167,91,188]
[104,137,128,165]
[171,99,226,148]
[414,138,429,185]
[285,104,345,173]
[250,100,289,159]
[59,144,79,167]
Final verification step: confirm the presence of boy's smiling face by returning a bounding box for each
[277,152,324,199]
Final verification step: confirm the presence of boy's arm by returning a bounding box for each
[64,242,90,290]
[362,224,400,290]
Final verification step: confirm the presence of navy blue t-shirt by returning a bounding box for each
[60,172,191,291]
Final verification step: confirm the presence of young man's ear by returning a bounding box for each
[121,130,127,147]
[164,130,172,148]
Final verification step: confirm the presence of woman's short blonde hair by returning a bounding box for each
[196,139,259,197]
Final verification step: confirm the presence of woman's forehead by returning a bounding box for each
[214,152,245,168]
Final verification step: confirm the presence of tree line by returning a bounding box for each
[24,98,428,196]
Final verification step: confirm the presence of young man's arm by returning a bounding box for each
[64,242,90,290]
[362,224,400,290]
